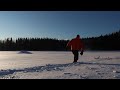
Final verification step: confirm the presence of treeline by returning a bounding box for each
[83,30,120,50]
[0,38,68,51]
[0,30,120,51]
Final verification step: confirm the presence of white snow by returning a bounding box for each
[0,51,120,79]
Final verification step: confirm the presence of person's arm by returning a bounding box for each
[66,40,72,50]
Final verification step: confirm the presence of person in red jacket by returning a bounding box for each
[66,35,84,63]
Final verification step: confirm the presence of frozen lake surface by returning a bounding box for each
[0,51,74,70]
[0,51,120,70]
[0,51,120,79]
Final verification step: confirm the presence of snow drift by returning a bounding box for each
[18,50,32,54]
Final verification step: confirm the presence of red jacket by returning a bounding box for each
[67,37,84,51]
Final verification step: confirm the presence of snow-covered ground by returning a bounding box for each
[0,51,120,79]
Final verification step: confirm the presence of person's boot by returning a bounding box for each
[73,60,77,63]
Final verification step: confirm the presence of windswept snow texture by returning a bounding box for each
[0,51,120,79]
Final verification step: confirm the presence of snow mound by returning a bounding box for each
[18,50,32,54]
[94,56,120,60]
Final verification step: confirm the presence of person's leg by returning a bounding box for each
[72,50,79,62]
[74,50,79,62]
[72,50,76,62]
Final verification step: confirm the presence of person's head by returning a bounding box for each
[76,35,80,38]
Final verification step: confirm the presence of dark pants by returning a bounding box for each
[72,50,79,62]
